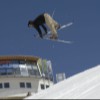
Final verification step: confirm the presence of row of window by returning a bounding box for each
[41,84,49,90]
[0,61,53,82]
[0,82,50,90]
[0,63,40,76]
[0,82,32,89]
[20,82,32,88]
[0,83,9,88]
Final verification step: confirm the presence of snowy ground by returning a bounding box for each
[25,65,100,99]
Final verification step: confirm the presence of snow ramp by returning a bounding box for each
[25,65,100,99]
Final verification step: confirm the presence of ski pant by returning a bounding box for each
[44,13,59,38]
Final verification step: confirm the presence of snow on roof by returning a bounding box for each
[25,64,100,99]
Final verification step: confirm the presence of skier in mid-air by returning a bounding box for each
[28,13,60,39]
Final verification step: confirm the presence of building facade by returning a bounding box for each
[0,56,54,99]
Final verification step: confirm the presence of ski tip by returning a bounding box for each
[66,22,73,26]
[61,22,73,29]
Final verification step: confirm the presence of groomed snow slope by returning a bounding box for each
[25,65,100,99]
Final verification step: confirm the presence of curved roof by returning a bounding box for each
[0,55,40,62]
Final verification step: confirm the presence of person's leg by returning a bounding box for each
[49,24,58,39]
[41,24,47,34]
[44,13,58,39]
[36,27,43,38]
[52,20,60,30]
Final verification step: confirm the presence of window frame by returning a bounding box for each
[40,84,45,90]
[26,82,32,88]
[20,82,25,88]
[4,82,10,88]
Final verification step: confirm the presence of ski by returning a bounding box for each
[34,22,73,38]
[47,22,73,35]
[41,37,73,44]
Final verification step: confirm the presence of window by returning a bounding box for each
[26,83,31,88]
[0,68,7,75]
[0,83,3,89]
[41,84,45,90]
[20,65,28,76]
[27,65,34,75]
[46,85,49,88]
[28,69,34,75]
[32,65,40,76]
[14,67,20,75]
[20,82,25,88]
[4,83,10,88]
[7,68,13,75]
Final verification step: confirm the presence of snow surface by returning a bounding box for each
[25,65,100,99]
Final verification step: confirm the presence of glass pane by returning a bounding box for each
[46,85,49,88]
[28,69,34,75]
[7,68,13,75]
[1,64,9,68]
[20,61,25,64]
[20,65,28,76]
[27,65,32,69]
[0,83,3,88]
[8,64,13,68]
[12,64,19,68]
[0,68,7,75]
[20,82,25,88]
[26,83,31,88]
[32,65,38,70]
[41,84,45,90]
[14,68,21,75]
[4,83,10,88]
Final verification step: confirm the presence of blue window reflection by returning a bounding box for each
[7,68,13,75]
[0,60,40,76]
[0,68,7,75]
